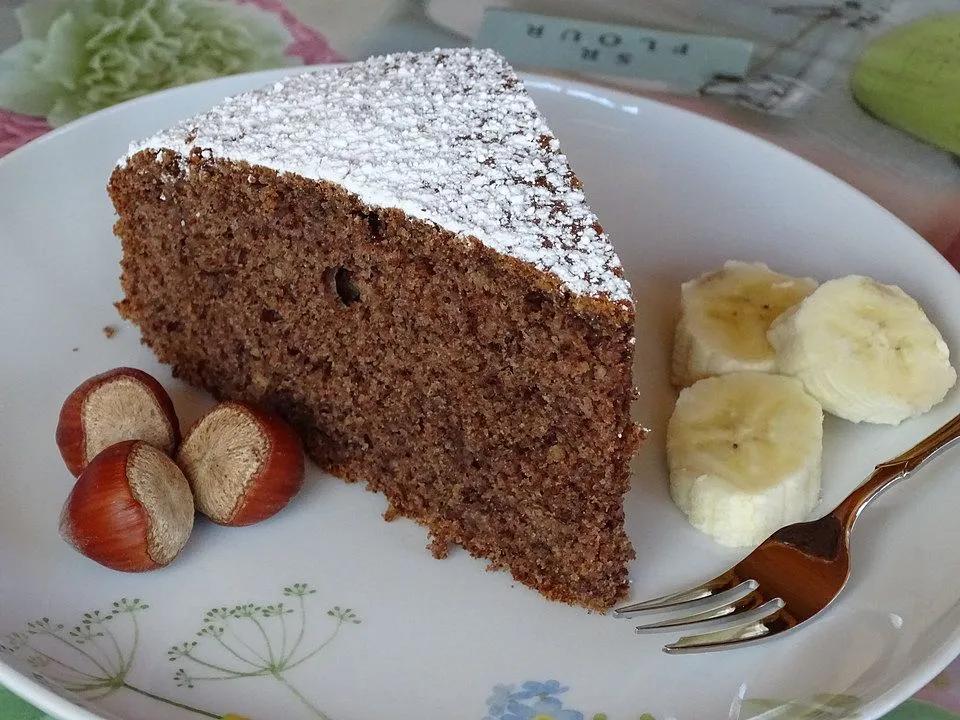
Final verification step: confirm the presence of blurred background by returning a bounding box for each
[0,1,958,718]
[1,0,958,268]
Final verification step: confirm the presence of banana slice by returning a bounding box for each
[667,372,823,547]
[768,275,956,425]
[672,261,818,387]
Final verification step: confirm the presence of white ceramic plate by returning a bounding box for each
[2,67,959,720]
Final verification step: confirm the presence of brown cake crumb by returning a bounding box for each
[103,325,117,338]
[428,532,452,560]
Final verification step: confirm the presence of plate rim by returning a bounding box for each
[1,63,958,720]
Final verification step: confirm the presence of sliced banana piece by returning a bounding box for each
[768,275,956,425]
[667,372,823,547]
[672,261,818,387]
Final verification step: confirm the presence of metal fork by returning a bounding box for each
[615,412,960,653]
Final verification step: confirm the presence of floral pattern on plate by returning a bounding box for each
[170,583,360,720]
[483,680,654,720]
[0,583,360,719]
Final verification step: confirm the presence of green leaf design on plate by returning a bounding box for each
[851,13,960,155]
[171,583,361,719]
[1,583,361,718]
[1,599,223,717]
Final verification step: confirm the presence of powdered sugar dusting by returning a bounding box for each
[123,48,631,302]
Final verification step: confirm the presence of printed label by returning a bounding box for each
[476,9,754,90]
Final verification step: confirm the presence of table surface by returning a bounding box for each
[0,1,957,718]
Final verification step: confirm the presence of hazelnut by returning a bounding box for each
[60,440,195,571]
[56,367,180,477]
[177,402,304,526]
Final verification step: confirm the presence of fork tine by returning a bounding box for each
[662,605,796,654]
[663,622,770,654]
[633,591,762,632]
[635,596,781,635]
[614,572,756,617]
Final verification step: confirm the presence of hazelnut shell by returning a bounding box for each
[60,440,194,571]
[56,367,180,477]
[177,402,304,526]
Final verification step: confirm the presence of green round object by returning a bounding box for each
[851,13,960,155]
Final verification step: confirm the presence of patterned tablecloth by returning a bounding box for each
[0,1,958,718]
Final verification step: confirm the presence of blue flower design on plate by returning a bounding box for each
[514,681,569,699]
[485,679,584,720]
[486,685,515,717]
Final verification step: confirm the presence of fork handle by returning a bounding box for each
[832,412,960,532]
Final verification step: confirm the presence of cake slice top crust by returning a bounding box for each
[122,48,631,302]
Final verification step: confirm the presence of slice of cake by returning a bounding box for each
[109,49,642,610]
